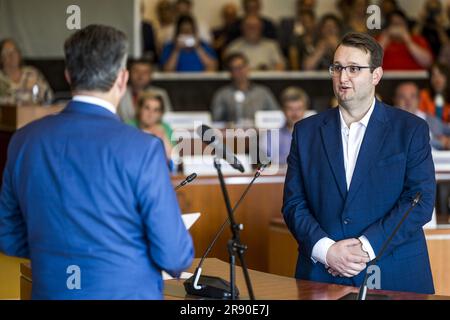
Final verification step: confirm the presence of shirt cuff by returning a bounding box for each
[311,237,335,266]
[359,235,376,260]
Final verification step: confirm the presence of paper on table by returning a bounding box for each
[161,213,201,280]
[182,212,201,230]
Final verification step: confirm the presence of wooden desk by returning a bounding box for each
[19,259,450,300]
[174,173,285,273]
[268,216,450,296]
[165,258,450,300]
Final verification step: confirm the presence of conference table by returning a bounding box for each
[19,258,450,300]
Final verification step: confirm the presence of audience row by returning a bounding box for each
[142,0,450,72]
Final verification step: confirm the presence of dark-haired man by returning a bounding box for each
[211,52,279,124]
[283,32,435,294]
[0,25,193,299]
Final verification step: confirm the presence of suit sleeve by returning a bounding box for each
[362,121,436,257]
[282,124,330,257]
[0,141,29,259]
[135,138,194,277]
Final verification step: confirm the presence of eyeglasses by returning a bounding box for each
[329,64,372,77]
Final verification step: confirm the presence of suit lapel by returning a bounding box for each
[320,108,347,200]
[344,100,390,210]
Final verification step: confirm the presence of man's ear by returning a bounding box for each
[372,67,383,86]
[64,69,72,86]
[117,69,129,91]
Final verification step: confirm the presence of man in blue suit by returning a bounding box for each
[0,25,194,299]
[282,32,436,294]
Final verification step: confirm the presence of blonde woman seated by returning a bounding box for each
[0,38,53,105]
[127,92,174,162]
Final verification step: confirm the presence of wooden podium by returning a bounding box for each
[0,104,65,131]
[19,258,450,300]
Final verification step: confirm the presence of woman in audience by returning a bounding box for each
[420,62,450,123]
[288,10,317,70]
[0,38,53,105]
[378,10,433,70]
[160,15,217,72]
[302,14,342,71]
[129,92,174,160]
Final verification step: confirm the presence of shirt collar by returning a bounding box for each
[72,95,117,114]
[339,98,376,130]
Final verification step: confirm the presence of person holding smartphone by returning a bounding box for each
[160,15,217,72]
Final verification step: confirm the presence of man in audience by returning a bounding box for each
[395,81,450,150]
[0,25,193,299]
[227,0,278,44]
[269,87,311,165]
[213,2,239,68]
[211,52,279,123]
[225,15,285,71]
[118,59,172,123]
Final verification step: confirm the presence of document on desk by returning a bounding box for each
[162,212,201,280]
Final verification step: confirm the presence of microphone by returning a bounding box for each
[340,192,422,300]
[184,162,270,299]
[196,124,245,173]
[174,173,197,191]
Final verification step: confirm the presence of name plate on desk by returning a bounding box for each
[0,104,64,131]
[163,111,212,130]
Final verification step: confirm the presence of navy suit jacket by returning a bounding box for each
[0,100,194,299]
[282,100,436,294]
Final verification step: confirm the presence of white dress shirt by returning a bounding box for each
[311,99,377,267]
[72,95,117,114]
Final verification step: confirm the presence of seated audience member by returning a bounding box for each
[396,81,450,150]
[340,0,370,34]
[174,0,212,44]
[213,2,239,67]
[155,0,176,53]
[141,1,158,63]
[438,1,450,65]
[160,15,218,72]
[227,0,278,44]
[303,14,342,71]
[288,10,317,70]
[211,53,280,124]
[225,15,285,71]
[0,38,53,105]
[118,59,172,123]
[279,0,317,57]
[272,87,311,165]
[420,62,450,123]
[415,0,447,58]
[129,92,174,160]
[378,10,433,70]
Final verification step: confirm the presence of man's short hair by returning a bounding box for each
[225,52,249,70]
[337,32,384,71]
[64,24,128,92]
[281,87,310,109]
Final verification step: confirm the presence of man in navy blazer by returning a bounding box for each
[0,25,194,299]
[282,32,436,294]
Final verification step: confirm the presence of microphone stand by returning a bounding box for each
[184,162,268,300]
[214,157,254,300]
[339,192,422,300]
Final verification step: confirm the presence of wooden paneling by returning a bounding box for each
[175,174,285,272]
